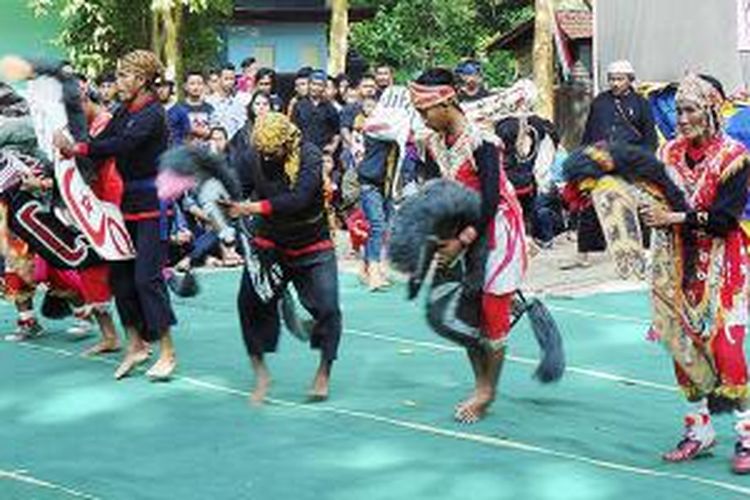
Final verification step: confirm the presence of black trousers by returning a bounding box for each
[576,205,607,253]
[576,204,651,253]
[237,249,342,362]
[111,219,176,342]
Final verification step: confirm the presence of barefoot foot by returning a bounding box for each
[454,391,494,424]
[146,355,177,382]
[114,348,150,380]
[307,364,330,403]
[82,338,121,357]
[454,390,479,411]
[250,373,271,406]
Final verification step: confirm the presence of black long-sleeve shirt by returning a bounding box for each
[232,141,329,249]
[291,98,340,150]
[582,89,658,152]
[685,157,750,237]
[84,97,168,215]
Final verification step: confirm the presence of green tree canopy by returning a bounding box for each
[29,0,231,78]
[350,0,533,86]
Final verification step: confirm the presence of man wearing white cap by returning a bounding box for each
[581,60,657,151]
[562,61,658,269]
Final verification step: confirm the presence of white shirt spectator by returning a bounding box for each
[206,93,247,141]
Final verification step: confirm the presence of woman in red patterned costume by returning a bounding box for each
[641,73,750,473]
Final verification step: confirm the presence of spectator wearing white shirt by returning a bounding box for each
[206,63,247,141]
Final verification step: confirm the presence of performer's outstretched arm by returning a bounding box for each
[642,160,750,233]
[222,144,323,218]
[73,106,162,159]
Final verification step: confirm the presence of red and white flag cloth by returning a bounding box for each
[553,12,575,81]
[27,75,135,261]
[55,156,135,261]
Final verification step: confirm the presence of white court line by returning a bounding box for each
[178,289,653,325]
[173,300,677,394]
[0,469,101,499]
[343,327,678,393]
[546,304,651,325]
[7,341,750,497]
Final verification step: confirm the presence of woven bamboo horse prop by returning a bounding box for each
[388,178,565,383]
[562,143,716,394]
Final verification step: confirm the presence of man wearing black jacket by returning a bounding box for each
[582,60,657,151]
[571,60,658,268]
[223,112,341,405]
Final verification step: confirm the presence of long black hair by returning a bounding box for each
[246,90,271,124]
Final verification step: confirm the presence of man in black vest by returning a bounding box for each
[223,112,342,404]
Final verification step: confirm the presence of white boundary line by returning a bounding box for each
[343,327,677,393]
[546,304,651,325]
[173,300,677,394]
[7,341,750,497]
[0,469,101,499]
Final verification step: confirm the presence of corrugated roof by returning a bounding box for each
[484,0,592,51]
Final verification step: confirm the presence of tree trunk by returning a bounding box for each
[532,0,555,120]
[151,8,163,56]
[162,3,181,82]
[328,0,348,75]
[150,1,182,81]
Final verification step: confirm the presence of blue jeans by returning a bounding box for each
[189,230,220,265]
[360,184,392,263]
[519,192,557,244]
[533,193,559,244]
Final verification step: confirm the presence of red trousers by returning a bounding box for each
[481,292,513,344]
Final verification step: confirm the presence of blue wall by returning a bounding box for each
[226,23,328,72]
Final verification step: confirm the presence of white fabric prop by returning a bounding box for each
[27,75,135,261]
[363,86,427,200]
[363,80,540,200]
[460,79,539,130]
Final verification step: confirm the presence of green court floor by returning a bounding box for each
[2,270,750,499]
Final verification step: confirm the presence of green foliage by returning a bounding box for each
[476,0,534,33]
[28,0,231,77]
[483,50,520,88]
[181,1,232,73]
[350,0,533,87]
[351,0,477,80]
[29,0,148,75]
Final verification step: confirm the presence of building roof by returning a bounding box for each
[557,10,592,39]
[484,19,534,52]
[233,5,376,24]
[484,2,592,52]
